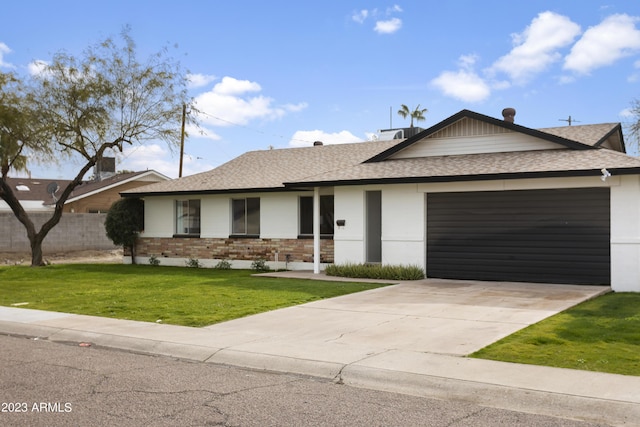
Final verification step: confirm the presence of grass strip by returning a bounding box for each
[471,292,640,376]
[0,264,388,327]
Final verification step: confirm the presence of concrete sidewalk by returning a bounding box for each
[0,274,637,426]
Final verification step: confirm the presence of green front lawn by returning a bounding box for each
[471,292,640,376]
[0,264,388,327]
[2,264,639,376]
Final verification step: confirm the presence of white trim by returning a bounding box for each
[313,187,320,274]
[65,170,170,204]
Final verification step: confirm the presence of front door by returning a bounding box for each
[365,191,382,263]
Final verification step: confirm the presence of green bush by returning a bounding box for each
[251,258,270,272]
[149,255,161,266]
[186,257,202,268]
[324,263,425,280]
[214,259,232,270]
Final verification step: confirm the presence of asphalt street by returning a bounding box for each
[0,334,610,427]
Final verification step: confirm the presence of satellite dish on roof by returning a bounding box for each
[46,182,59,202]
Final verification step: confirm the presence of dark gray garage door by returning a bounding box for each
[426,188,610,285]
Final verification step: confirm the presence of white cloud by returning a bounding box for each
[283,102,308,112]
[375,17,402,34]
[118,143,211,178]
[354,6,403,34]
[564,14,640,74]
[289,130,361,148]
[629,59,640,82]
[0,42,14,68]
[431,67,491,103]
[557,74,576,84]
[193,76,305,127]
[119,144,177,177]
[187,122,221,142]
[620,107,634,118]
[187,73,217,89]
[458,54,479,69]
[491,11,581,84]
[28,60,49,76]
[352,9,369,24]
[212,76,261,95]
[430,53,493,102]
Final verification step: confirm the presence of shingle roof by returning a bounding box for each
[285,148,640,187]
[5,171,168,204]
[537,123,621,147]
[124,140,398,195]
[63,170,166,203]
[122,113,640,196]
[4,178,73,202]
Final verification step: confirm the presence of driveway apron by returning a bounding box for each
[202,276,607,365]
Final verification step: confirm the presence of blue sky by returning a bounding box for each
[3,1,640,179]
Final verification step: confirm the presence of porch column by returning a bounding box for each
[313,186,320,274]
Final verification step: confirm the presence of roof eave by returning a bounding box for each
[284,167,640,188]
[121,186,302,198]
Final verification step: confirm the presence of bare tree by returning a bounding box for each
[0,29,195,266]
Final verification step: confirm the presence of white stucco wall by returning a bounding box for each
[380,184,425,267]
[141,174,640,291]
[333,175,640,292]
[141,196,174,237]
[142,192,307,239]
[611,175,640,292]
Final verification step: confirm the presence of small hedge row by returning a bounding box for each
[324,263,425,281]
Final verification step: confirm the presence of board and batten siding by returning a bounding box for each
[390,117,562,159]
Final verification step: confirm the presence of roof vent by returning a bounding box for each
[502,108,516,123]
[313,141,323,146]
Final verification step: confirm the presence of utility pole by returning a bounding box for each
[178,104,186,177]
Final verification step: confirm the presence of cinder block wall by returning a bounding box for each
[0,212,119,253]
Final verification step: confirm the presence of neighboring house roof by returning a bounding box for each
[2,170,169,210]
[60,170,170,205]
[122,109,640,197]
[3,178,73,205]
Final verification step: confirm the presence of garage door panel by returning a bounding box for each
[426,188,610,285]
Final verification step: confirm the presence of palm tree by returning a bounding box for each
[397,104,428,128]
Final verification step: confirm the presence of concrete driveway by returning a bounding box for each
[202,275,609,368]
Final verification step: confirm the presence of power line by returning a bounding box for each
[196,110,349,145]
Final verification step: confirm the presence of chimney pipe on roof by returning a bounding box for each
[502,108,516,123]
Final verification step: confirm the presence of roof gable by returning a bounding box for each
[539,123,625,152]
[365,109,594,163]
[388,116,565,159]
